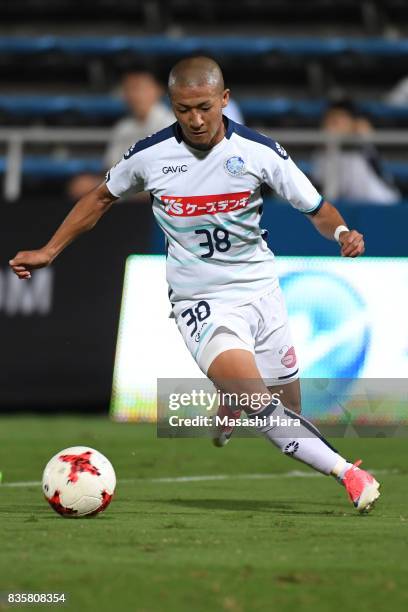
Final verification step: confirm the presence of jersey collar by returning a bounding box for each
[224,115,235,139]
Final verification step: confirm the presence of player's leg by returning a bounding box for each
[201,331,263,447]
[256,288,301,413]
[212,378,300,448]
[207,348,380,513]
[267,379,301,414]
[253,288,379,511]
[191,313,260,447]
[211,360,301,447]
[174,296,380,511]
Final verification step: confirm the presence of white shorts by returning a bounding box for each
[175,286,299,384]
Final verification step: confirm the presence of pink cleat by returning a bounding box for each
[343,460,381,513]
[212,403,241,447]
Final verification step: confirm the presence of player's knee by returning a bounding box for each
[203,328,257,380]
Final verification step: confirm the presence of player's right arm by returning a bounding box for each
[9,183,118,280]
[10,131,162,279]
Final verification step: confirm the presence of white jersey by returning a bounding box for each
[105,117,322,316]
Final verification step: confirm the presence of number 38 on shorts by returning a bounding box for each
[180,300,212,342]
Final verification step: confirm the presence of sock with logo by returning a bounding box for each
[248,400,346,476]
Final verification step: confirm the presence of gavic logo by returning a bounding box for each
[162,165,188,174]
[161,191,251,217]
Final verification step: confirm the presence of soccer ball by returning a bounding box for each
[42,446,116,518]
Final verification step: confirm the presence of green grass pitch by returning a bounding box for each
[0,416,407,612]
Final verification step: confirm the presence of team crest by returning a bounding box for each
[224,156,246,176]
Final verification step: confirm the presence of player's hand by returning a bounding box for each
[9,248,53,280]
[339,230,365,258]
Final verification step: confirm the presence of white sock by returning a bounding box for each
[331,458,354,482]
[249,400,346,476]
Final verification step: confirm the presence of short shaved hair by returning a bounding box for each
[168,56,225,94]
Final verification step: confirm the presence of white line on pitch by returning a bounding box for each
[0,468,400,488]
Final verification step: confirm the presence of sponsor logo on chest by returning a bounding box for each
[161,191,251,217]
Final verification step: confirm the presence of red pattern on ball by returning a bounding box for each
[59,451,101,483]
[47,490,77,516]
[88,490,114,516]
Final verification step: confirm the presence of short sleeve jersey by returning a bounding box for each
[106,118,323,315]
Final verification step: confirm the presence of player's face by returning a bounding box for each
[170,85,230,150]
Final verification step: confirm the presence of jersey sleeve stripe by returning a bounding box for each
[105,179,121,198]
[302,195,324,215]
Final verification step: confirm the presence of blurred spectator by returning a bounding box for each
[104,69,175,168]
[224,98,244,124]
[66,173,103,202]
[312,100,400,204]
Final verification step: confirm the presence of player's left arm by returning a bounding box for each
[260,142,364,257]
[307,200,365,258]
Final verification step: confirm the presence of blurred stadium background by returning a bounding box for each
[1,0,407,419]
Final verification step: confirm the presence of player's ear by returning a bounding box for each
[221,89,230,108]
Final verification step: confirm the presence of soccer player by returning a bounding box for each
[9,57,380,513]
